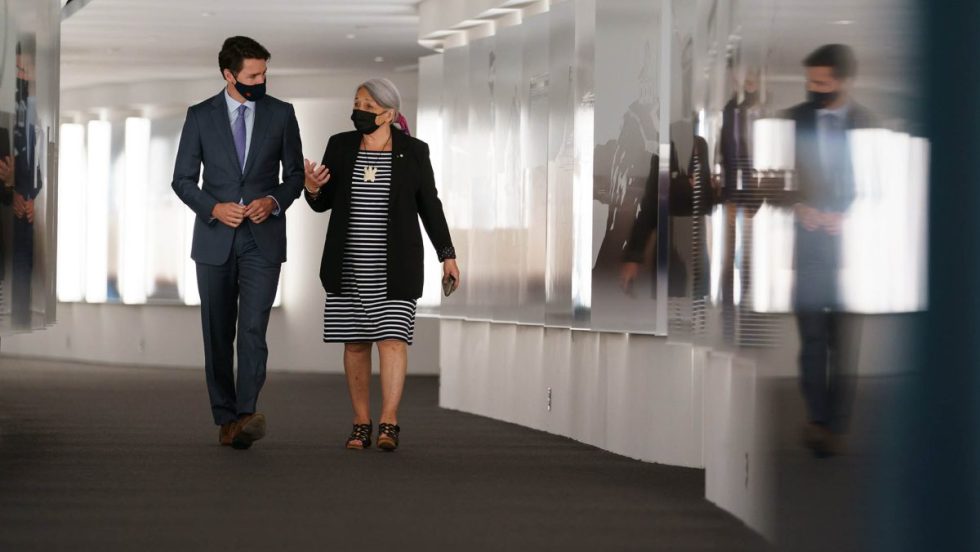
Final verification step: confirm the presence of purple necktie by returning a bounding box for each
[233,104,247,170]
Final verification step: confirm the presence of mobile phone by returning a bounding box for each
[442,274,457,297]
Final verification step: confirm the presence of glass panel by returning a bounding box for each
[0,0,62,335]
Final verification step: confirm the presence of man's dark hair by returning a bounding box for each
[803,44,857,80]
[218,36,270,78]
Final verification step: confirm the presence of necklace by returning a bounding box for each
[360,132,392,183]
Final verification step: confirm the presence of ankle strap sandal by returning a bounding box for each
[377,423,400,451]
[346,421,373,450]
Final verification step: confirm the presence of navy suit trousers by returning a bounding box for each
[196,223,280,425]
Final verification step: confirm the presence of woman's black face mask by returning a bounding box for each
[351,109,382,135]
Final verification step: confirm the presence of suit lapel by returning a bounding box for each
[390,129,409,203]
[243,98,270,177]
[210,92,241,172]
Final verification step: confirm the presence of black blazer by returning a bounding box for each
[621,137,710,263]
[0,186,10,281]
[172,91,305,266]
[306,130,455,300]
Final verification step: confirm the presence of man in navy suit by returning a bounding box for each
[172,36,304,449]
[785,44,875,457]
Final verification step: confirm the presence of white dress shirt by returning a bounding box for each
[223,88,279,216]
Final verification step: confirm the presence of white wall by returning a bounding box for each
[440,320,706,467]
[1,71,444,376]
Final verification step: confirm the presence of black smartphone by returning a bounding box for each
[442,274,457,297]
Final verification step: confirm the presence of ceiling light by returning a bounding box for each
[833,19,854,25]
[201,11,214,17]
[374,56,384,63]
[346,33,356,39]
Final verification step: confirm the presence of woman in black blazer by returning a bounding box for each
[303,78,459,451]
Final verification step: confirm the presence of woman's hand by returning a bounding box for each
[443,259,461,292]
[0,155,13,186]
[304,158,330,194]
[620,262,640,294]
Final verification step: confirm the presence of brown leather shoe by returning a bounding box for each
[802,422,840,458]
[231,413,267,450]
[219,422,236,446]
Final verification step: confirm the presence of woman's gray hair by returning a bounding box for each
[359,78,402,116]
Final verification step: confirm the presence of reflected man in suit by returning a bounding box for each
[0,39,43,328]
[172,36,304,449]
[785,44,875,457]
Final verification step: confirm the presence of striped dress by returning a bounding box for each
[322,150,417,344]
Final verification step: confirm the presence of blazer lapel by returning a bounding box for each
[390,129,409,203]
[243,98,270,177]
[210,92,241,172]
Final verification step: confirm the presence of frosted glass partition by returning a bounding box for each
[418,0,926,339]
[0,0,62,336]
[590,0,665,334]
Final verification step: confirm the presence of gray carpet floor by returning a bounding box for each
[0,358,769,551]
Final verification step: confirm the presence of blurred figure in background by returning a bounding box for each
[7,38,42,328]
[720,66,760,199]
[785,44,875,457]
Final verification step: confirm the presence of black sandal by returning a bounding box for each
[377,423,400,451]
[346,421,372,450]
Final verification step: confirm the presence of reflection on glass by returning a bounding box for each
[590,0,664,335]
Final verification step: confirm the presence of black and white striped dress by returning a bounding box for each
[323,150,417,344]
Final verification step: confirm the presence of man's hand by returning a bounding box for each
[12,192,27,220]
[244,197,276,224]
[0,155,12,186]
[212,202,247,228]
[24,197,34,224]
[822,212,844,235]
[794,203,822,232]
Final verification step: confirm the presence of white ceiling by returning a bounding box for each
[61,0,431,89]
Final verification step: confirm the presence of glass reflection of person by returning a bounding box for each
[718,67,761,340]
[618,137,707,297]
[0,160,11,313]
[785,44,875,457]
[4,39,42,327]
[593,42,659,272]
[720,67,760,198]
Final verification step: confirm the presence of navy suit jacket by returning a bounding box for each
[171,91,304,266]
[783,100,875,310]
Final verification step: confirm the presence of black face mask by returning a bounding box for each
[234,78,266,102]
[807,89,840,109]
[16,78,28,102]
[351,109,382,135]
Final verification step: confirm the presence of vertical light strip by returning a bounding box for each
[56,123,86,302]
[180,209,200,305]
[120,117,150,304]
[655,0,672,335]
[85,120,111,303]
[571,0,595,312]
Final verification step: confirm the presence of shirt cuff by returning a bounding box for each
[267,195,281,216]
[437,245,457,262]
